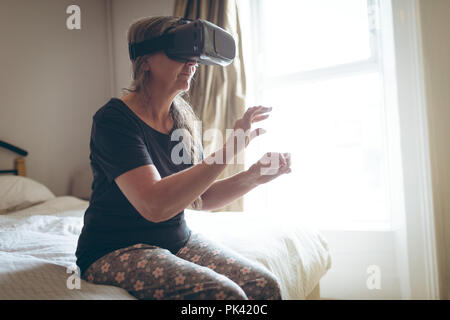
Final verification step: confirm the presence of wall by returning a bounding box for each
[0,0,111,195]
[418,0,450,299]
[319,229,400,299]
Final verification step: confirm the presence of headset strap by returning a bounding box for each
[128,18,193,60]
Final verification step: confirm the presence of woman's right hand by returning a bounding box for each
[223,106,272,163]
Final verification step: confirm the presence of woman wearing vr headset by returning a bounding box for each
[76,16,291,300]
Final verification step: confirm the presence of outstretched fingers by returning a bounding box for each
[253,114,270,122]
[244,106,272,122]
[280,152,292,173]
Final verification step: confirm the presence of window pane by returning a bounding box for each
[245,72,389,227]
[261,0,372,76]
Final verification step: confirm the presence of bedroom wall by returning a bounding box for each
[0,0,111,196]
[418,0,450,300]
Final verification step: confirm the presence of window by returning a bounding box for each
[240,0,394,229]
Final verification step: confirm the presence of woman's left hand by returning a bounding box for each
[246,152,292,186]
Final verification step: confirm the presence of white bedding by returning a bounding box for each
[0,196,331,300]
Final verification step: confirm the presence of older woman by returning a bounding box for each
[76,16,291,300]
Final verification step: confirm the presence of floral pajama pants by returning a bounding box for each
[82,232,282,300]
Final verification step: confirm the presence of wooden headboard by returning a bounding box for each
[0,140,28,176]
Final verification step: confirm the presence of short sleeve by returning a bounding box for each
[91,111,153,183]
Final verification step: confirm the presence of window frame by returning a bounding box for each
[252,0,381,93]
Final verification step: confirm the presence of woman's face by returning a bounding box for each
[144,51,198,93]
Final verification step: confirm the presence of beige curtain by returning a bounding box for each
[174,0,247,212]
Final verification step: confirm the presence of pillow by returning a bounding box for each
[0,176,55,214]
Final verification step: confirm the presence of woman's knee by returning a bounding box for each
[151,274,248,300]
[215,276,248,300]
[246,269,282,300]
[187,272,248,300]
[263,272,282,300]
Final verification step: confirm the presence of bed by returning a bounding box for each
[0,142,331,300]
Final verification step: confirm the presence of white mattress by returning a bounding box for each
[0,196,331,300]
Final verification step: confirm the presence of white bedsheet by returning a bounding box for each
[0,196,331,300]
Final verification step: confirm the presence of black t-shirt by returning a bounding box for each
[75,97,201,276]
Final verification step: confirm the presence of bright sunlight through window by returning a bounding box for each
[241,0,391,229]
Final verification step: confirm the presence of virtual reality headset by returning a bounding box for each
[128,18,236,67]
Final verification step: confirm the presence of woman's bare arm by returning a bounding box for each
[199,151,292,211]
[115,106,271,223]
[115,148,227,223]
[199,170,257,211]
